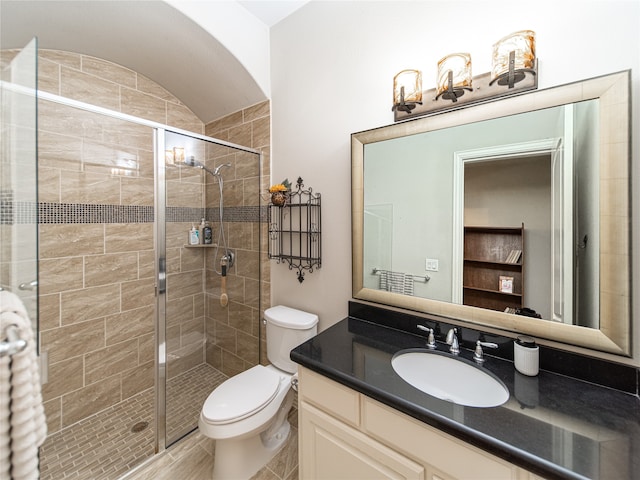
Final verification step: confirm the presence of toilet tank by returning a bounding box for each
[265,305,318,373]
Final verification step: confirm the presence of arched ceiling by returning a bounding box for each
[0,0,267,123]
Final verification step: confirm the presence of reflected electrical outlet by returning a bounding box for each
[425,258,439,272]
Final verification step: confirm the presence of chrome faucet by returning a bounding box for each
[446,328,459,355]
[416,324,436,349]
[473,340,498,364]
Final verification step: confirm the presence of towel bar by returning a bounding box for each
[372,267,430,283]
[0,324,27,358]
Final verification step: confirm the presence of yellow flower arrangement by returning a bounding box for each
[269,178,291,193]
[269,184,287,193]
[268,178,291,206]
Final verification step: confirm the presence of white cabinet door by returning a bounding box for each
[363,397,517,479]
[300,401,425,480]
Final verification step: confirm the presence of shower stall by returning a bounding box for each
[2,41,265,479]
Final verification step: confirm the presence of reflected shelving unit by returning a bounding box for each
[463,224,524,312]
[268,177,321,283]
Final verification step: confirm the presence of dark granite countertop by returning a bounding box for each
[291,316,640,480]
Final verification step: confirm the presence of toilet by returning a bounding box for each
[198,305,318,479]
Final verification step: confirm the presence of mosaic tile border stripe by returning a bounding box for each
[166,206,205,224]
[1,199,264,224]
[39,203,155,224]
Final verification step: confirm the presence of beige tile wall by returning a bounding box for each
[35,49,209,435]
[38,107,161,433]
[38,92,164,433]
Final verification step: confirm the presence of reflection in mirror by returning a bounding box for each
[352,71,630,355]
[364,101,599,329]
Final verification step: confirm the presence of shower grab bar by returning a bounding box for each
[0,324,28,358]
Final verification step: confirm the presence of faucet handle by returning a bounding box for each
[446,328,459,355]
[473,340,498,364]
[417,325,436,349]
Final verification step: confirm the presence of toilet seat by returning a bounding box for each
[202,365,280,425]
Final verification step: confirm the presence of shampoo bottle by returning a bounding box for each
[189,224,199,245]
[203,221,213,245]
[199,218,206,245]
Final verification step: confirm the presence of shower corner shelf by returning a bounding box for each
[268,177,321,283]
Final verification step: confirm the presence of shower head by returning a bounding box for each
[183,156,219,177]
[182,157,232,179]
[184,156,202,168]
[213,163,232,176]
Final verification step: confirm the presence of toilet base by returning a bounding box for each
[212,420,291,480]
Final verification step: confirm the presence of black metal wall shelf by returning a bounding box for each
[268,177,321,283]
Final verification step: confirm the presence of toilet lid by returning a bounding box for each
[202,365,281,425]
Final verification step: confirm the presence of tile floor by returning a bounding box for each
[40,363,229,480]
[124,405,299,480]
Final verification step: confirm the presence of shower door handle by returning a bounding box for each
[158,258,166,294]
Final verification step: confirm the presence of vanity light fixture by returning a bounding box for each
[393,30,538,122]
[436,53,473,103]
[392,69,423,113]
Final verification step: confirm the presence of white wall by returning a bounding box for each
[166,0,271,98]
[270,0,640,348]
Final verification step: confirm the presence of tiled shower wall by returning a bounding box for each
[35,49,205,435]
[8,48,271,436]
[205,101,271,368]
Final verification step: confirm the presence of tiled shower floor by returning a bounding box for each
[40,363,227,480]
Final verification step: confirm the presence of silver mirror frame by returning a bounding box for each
[352,71,631,356]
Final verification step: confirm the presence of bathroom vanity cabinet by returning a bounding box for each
[298,367,540,480]
[292,309,640,479]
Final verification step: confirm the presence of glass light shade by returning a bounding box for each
[491,30,536,82]
[393,69,422,106]
[436,53,472,97]
[173,146,185,164]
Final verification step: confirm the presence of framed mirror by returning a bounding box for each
[352,71,631,355]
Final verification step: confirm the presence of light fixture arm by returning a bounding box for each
[435,70,473,103]
[393,85,423,113]
[489,50,537,88]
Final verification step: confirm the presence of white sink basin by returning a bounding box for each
[391,350,509,408]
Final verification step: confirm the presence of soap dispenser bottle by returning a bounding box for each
[514,335,539,376]
[189,224,199,245]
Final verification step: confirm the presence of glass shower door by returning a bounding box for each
[162,130,262,447]
[0,37,39,330]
